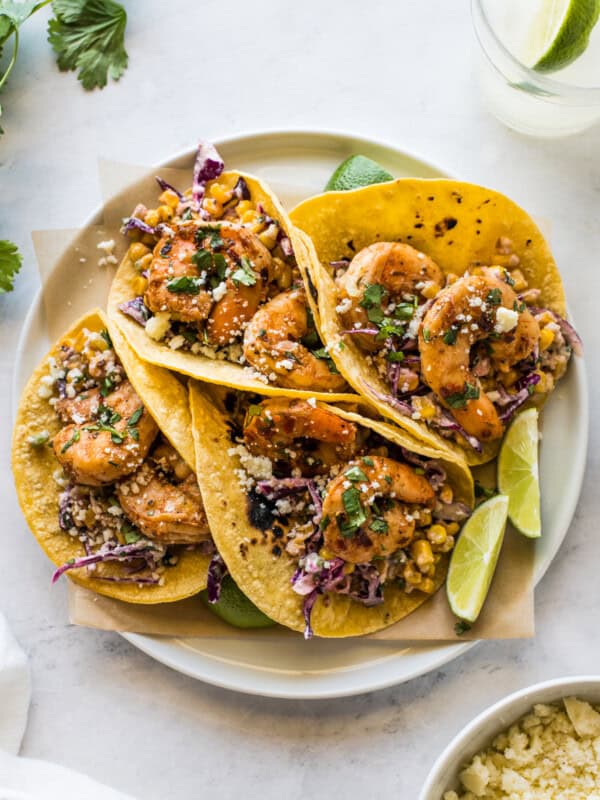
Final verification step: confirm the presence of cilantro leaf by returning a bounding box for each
[166,276,203,295]
[446,382,480,409]
[48,0,128,91]
[360,283,387,308]
[231,256,257,287]
[0,239,22,293]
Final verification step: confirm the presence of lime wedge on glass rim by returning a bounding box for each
[325,155,393,192]
[447,495,509,624]
[525,0,600,73]
[498,407,541,538]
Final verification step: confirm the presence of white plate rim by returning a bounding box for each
[12,128,589,700]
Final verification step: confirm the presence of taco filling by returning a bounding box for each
[222,395,470,638]
[116,142,345,393]
[334,239,581,453]
[32,324,214,587]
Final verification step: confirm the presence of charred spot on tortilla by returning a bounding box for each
[434,217,458,238]
[305,271,318,303]
[247,490,276,531]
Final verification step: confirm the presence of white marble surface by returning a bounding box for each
[1,1,599,797]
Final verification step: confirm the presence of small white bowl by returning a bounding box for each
[419,675,600,800]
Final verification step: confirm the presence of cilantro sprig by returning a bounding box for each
[0,239,22,292]
[0,0,128,134]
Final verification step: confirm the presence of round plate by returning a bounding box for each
[13,130,588,699]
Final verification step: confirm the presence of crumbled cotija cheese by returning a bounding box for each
[444,698,600,800]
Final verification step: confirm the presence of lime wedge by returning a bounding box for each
[498,408,541,538]
[200,576,276,629]
[447,495,509,623]
[526,0,600,73]
[325,155,393,192]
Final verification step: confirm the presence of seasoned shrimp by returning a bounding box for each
[336,242,444,351]
[145,223,213,324]
[116,441,210,545]
[419,268,540,441]
[53,380,159,486]
[144,221,271,345]
[243,288,348,391]
[243,398,358,475]
[321,456,435,563]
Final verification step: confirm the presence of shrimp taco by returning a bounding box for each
[108,142,353,401]
[12,309,214,603]
[189,383,474,638]
[291,180,581,464]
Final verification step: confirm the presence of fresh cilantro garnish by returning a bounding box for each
[422,327,432,343]
[505,272,515,286]
[443,326,458,345]
[85,403,125,443]
[127,406,143,439]
[212,253,227,280]
[166,276,203,294]
[0,240,22,292]
[359,283,387,309]
[231,256,257,287]
[361,456,374,467]
[319,514,330,531]
[191,249,213,272]
[367,306,385,325]
[61,428,80,453]
[394,302,416,321]
[339,487,367,537]
[207,228,223,249]
[312,347,340,374]
[486,288,502,306]
[100,375,115,398]
[247,404,262,418]
[446,382,480,409]
[386,350,404,363]
[375,320,405,341]
[344,465,368,483]
[121,522,141,543]
[100,328,112,348]
[48,0,128,90]
[369,518,389,534]
[454,620,472,636]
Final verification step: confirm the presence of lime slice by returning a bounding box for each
[526,0,600,73]
[325,155,393,192]
[498,408,541,538]
[200,576,275,629]
[447,495,509,623]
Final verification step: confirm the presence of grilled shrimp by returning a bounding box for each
[145,221,271,345]
[116,440,210,545]
[145,223,213,324]
[321,456,435,563]
[243,288,348,391]
[243,398,358,476]
[336,242,444,351]
[419,268,540,441]
[52,380,158,486]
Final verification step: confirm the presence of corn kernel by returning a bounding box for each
[421,281,441,300]
[128,242,150,263]
[427,524,447,545]
[509,268,528,292]
[132,276,148,295]
[500,369,519,388]
[145,210,159,228]
[343,562,355,575]
[411,539,434,571]
[538,310,554,326]
[539,327,555,351]
[403,561,422,586]
[440,485,453,504]
[135,253,153,272]
[447,522,460,536]
[142,233,156,246]
[203,198,223,218]
[419,399,437,420]
[420,577,436,594]
[209,182,234,205]
[272,257,293,290]
[259,223,280,250]
[419,509,432,527]
[241,209,258,224]
[320,547,335,560]
[158,204,173,222]
[159,189,180,209]
[439,535,455,553]
[236,200,253,216]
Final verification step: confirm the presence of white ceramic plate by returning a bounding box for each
[13,130,588,699]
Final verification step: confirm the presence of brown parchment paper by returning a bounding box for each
[27,157,535,641]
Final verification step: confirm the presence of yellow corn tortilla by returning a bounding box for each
[12,309,210,604]
[108,170,355,403]
[290,180,567,465]
[189,380,474,638]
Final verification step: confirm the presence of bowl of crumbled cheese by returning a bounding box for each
[420,676,600,800]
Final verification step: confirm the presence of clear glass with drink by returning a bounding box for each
[472,0,600,137]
